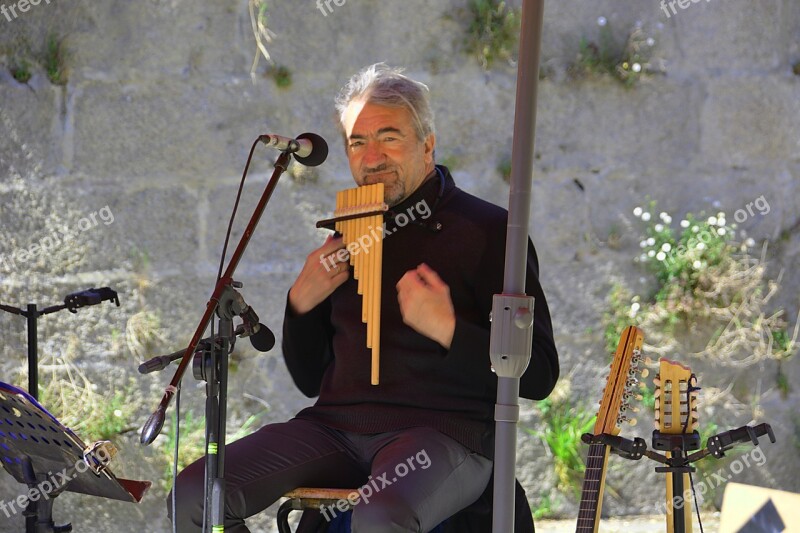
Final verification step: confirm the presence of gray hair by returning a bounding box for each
[335,63,435,142]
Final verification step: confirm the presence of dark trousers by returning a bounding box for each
[168,418,493,533]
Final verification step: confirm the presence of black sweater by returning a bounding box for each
[282,167,559,457]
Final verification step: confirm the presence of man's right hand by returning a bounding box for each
[288,235,350,315]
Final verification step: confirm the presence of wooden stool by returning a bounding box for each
[276,488,359,533]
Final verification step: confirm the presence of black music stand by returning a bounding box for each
[0,381,151,532]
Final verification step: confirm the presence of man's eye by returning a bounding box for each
[349,141,364,149]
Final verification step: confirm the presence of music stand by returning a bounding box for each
[0,381,151,532]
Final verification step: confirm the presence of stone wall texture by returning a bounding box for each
[1,1,798,532]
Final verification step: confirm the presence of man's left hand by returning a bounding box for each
[396,263,455,349]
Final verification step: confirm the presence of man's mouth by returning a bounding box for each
[364,171,395,184]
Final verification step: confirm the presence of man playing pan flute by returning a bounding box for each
[171,63,559,533]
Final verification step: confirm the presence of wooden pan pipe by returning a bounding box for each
[317,183,387,385]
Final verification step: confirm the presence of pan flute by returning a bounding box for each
[320,183,387,385]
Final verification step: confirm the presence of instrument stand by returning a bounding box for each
[0,288,119,402]
[582,423,776,533]
[0,381,150,533]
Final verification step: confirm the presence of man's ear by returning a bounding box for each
[424,133,436,165]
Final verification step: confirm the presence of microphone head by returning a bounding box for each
[294,132,328,167]
[140,406,167,445]
[250,323,276,352]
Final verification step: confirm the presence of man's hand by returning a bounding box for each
[288,235,350,315]
[396,263,456,349]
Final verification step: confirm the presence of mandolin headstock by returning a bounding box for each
[653,358,699,433]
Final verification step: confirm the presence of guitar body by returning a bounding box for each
[575,326,644,533]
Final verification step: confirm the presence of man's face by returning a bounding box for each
[343,100,435,206]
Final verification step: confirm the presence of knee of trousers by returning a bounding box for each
[350,492,420,533]
[166,461,208,524]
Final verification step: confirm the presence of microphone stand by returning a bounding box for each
[141,149,293,533]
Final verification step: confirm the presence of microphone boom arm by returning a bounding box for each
[140,148,293,445]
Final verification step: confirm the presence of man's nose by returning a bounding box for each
[363,140,385,166]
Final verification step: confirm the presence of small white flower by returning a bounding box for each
[640,240,648,248]
[680,219,690,228]
[633,207,643,217]
[641,212,651,221]
[717,212,725,218]
[656,251,666,261]
[745,238,756,247]
[646,37,655,46]
[639,254,648,262]
[597,16,607,26]
[655,224,664,232]
[708,216,718,225]
[632,63,642,73]
[114,409,123,417]
[717,228,726,236]
[646,237,656,246]
[692,226,699,233]
[717,218,726,227]
[663,215,672,224]
[693,260,702,269]
[661,243,671,252]
[648,250,656,258]
[697,242,706,250]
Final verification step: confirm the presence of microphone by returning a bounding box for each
[233,303,275,352]
[138,347,188,374]
[259,132,328,167]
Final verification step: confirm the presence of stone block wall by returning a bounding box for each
[1,1,798,531]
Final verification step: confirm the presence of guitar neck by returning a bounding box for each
[576,442,610,533]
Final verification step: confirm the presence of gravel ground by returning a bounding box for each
[536,513,721,532]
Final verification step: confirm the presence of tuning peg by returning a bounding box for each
[635,394,643,401]
[653,376,661,387]
[630,406,640,413]
[653,388,661,399]
[654,419,660,430]
[628,418,638,427]
[654,398,660,410]
[640,368,650,378]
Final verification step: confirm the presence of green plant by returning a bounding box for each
[573,19,659,86]
[496,155,512,183]
[438,155,461,172]
[75,389,138,440]
[10,58,31,83]
[270,64,292,88]
[161,410,206,490]
[526,397,597,496]
[465,0,520,69]
[531,493,555,520]
[43,35,67,86]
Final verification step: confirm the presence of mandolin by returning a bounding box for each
[575,325,645,533]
